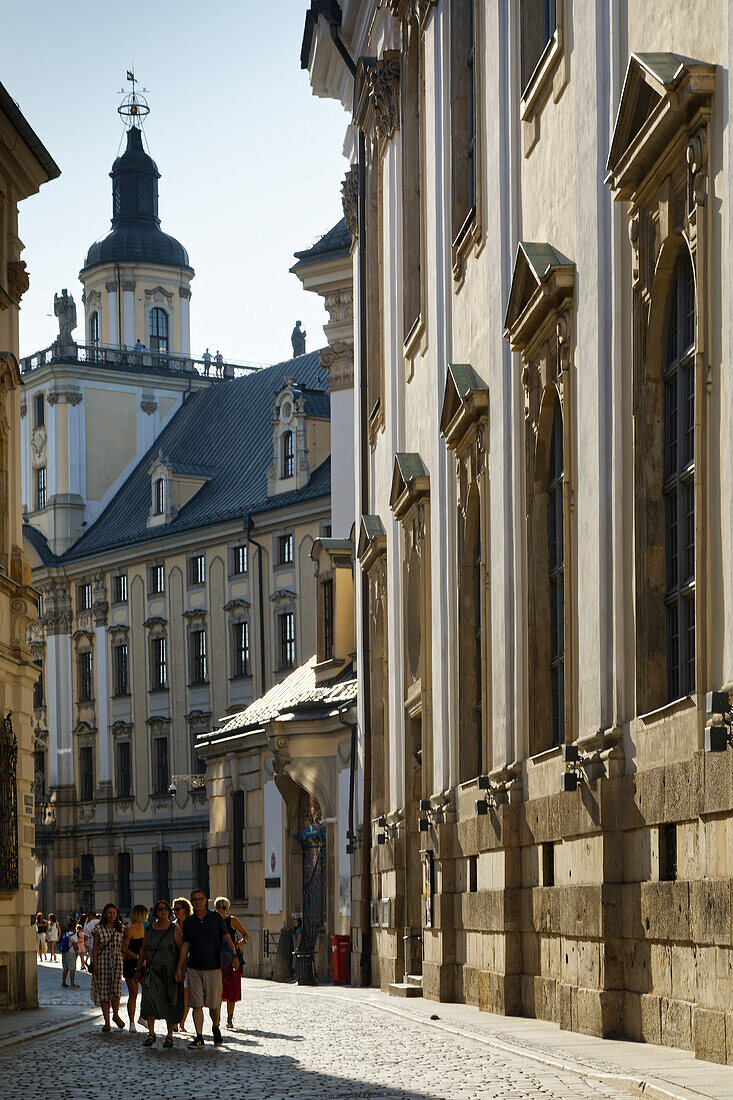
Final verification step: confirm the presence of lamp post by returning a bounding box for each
[168,773,207,795]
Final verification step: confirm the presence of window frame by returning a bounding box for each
[231,789,246,900]
[153,477,165,516]
[279,610,296,670]
[149,307,169,353]
[79,744,94,802]
[112,574,128,604]
[230,544,248,576]
[78,582,92,611]
[153,736,169,796]
[117,851,132,911]
[78,650,93,702]
[323,578,334,662]
[149,563,165,595]
[150,636,168,692]
[116,739,132,798]
[89,310,100,345]
[189,627,208,686]
[188,553,206,587]
[36,466,47,510]
[34,392,45,429]
[281,430,295,478]
[548,405,565,746]
[278,533,294,566]
[663,253,696,701]
[232,619,250,679]
[113,642,129,697]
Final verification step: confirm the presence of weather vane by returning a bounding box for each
[117,66,150,129]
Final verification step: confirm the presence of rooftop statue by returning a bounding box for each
[291,320,306,358]
[54,289,77,341]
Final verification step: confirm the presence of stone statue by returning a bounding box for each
[291,320,306,358]
[54,289,77,340]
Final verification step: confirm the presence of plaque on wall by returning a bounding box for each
[265,876,281,889]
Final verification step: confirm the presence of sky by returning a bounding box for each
[7,0,351,364]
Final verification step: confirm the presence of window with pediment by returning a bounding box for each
[504,244,575,756]
[359,516,389,815]
[606,53,713,713]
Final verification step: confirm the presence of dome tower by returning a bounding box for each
[79,78,193,354]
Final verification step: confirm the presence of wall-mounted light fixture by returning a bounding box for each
[705,691,733,752]
[475,775,498,815]
[418,798,435,832]
[376,814,398,844]
[560,744,584,792]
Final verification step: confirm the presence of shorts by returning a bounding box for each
[186,968,222,1010]
[36,933,46,949]
[62,949,76,972]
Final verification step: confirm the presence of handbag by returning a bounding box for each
[141,925,173,988]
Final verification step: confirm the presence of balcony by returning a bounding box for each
[20,341,264,380]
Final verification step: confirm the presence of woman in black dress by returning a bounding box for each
[121,905,148,1032]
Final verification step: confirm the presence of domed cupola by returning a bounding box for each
[82,126,191,271]
[79,76,194,355]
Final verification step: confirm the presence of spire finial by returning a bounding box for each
[118,66,150,130]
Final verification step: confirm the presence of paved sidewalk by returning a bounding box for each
[0,958,96,1048]
[310,985,733,1100]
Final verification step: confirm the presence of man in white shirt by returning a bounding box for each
[83,913,100,967]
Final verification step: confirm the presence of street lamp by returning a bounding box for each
[168,773,207,795]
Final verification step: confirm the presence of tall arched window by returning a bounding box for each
[282,430,294,478]
[664,252,695,700]
[548,405,564,746]
[89,311,100,344]
[150,308,169,353]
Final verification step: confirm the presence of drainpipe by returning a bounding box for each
[311,0,371,988]
[247,519,268,697]
[337,706,358,847]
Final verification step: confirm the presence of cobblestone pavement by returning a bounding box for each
[4,964,639,1099]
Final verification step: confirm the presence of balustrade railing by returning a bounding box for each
[20,341,266,379]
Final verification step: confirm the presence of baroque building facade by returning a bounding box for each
[0,80,59,1009]
[303,0,733,1065]
[24,109,332,917]
[198,218,357,981]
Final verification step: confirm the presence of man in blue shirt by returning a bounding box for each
[175,888,238,1048]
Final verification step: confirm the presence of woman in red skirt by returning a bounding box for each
[215,897,249,1029]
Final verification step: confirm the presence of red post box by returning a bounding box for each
[330,934,351,984]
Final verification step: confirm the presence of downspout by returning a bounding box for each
[313,0,371,987]
[247,519,268,697]
[337,706,358,847]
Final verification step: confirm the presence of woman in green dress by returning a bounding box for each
[135,900,184,1047]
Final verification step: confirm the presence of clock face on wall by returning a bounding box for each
[138,180,152,213]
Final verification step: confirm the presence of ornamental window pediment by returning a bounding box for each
[440,363,489,454]
[357,515,387,575]
[389,453,429,522]
[504,243,574,357]
[606,53,715,203]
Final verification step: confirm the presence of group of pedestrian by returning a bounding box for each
[35,912,60,961]
[50,889,248,1048]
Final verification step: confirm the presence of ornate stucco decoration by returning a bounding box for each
[341,166,358,243]
[41,579,72,636]
[223,599,249,614]
[178,286,191,299]
[387,0,436,29]
[19,398,26,419]
[320,341,354,392]
[47,390,82,407]
[140,396,158,415]
[6,260,29,304]
[354,53,401,154]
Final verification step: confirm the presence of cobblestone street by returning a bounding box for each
[0,963,642,1099]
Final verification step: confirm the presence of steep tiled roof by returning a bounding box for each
[23,522,58,566]
[210,655,357,738]
[59,350,330,563]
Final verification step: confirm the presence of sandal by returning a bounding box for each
[163,1037,173,1048]
[143,1035,156,1046]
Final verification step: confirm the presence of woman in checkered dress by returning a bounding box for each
[90,903,124,1031]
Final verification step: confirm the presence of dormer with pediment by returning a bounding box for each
[267,376,330,498]
[147,450,213,529]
